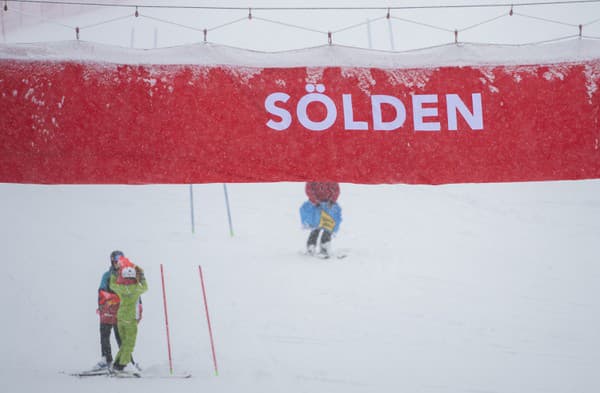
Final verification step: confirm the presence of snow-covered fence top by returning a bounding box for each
[1,40,599,184]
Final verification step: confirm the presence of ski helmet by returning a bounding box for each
[110,250,124,264]
[121,266,137,279]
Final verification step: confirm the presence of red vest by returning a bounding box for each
[97,289,120,324]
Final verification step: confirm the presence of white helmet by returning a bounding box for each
[121,266,137,279]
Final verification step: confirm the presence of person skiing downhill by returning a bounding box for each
[300,182,342,257]
[109,256,148,375]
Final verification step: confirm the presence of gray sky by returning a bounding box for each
[1,0,599,51]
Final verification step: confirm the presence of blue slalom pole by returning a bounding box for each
[189,184,195,234]
[223,184,234,237]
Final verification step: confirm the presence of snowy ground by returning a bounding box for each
[1,180,599,393]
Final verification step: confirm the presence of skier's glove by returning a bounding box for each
[135,266,145,282]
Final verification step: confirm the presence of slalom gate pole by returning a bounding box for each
[199,265,219,376]
[223,184,234,237]
[189,184,195,234]
[160,264,174,375]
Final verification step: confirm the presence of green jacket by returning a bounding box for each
[109,275,148,324]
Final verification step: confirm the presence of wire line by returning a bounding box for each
[513,11,580,27]
[80,13,132,30]
[6,0,600,11]
[253,16,328,35]
[459,10,509,32]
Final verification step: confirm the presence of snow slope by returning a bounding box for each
[1,180,599,393]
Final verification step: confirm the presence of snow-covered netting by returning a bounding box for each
[1,40,600,184]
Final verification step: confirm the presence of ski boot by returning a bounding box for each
[90,356,110,372]
[318,242,331,259]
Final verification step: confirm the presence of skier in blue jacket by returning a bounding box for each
[300,182,342,257]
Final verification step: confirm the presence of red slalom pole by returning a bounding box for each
[199,265,219,376]
[160,264,174,375]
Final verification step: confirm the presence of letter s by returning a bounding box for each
[265,92,292,131]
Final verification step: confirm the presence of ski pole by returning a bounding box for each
[160,264,174,375]
[199,265,219,376]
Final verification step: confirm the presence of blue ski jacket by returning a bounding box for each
[300,200,342,233]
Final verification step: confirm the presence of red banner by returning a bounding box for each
[1,57,599,184]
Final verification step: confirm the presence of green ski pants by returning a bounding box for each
[114,320,138,367]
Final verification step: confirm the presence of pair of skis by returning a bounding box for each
[302,248,348,260]
[63,368,191,379]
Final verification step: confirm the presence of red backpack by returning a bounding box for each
[97,289,120,324]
